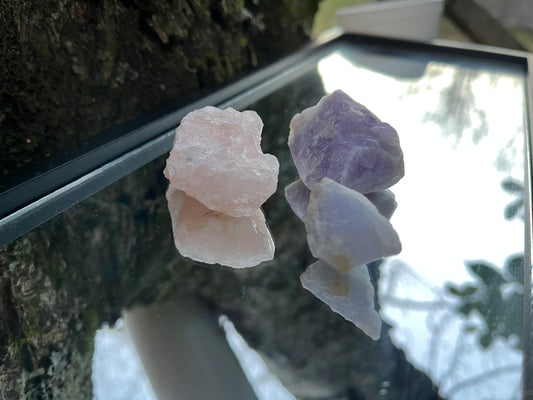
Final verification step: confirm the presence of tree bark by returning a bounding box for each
[0,1,320,398]
[0,0,317,186]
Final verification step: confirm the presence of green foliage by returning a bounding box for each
[16,349,92,400]
[446,254,524,349]
[311,0,372,38]
[501,177,524,221]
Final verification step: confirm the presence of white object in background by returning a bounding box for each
[336,0,444,41]
[123,298,258,400]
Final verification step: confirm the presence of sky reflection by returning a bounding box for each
[318,50,526,399]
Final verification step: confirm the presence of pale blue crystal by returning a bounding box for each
[300,260,381,340]
[285,179,397,222]
[305,178,401,273]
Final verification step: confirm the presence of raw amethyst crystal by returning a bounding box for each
[288,90,404,194]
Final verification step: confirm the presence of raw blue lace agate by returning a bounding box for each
[306,178,401,273]
[300,260,381,340]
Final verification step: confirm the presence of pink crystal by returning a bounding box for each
[166,186,275,268]
[164,106,279,217]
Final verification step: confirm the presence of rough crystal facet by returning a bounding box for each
[300,260,381,340]
[288,90,404,194]
[286,179,398,222]
[306,178,401,273]
[364,189,397,219]
[164,106,279,217]
[166,185,275,268]
[284,179,310,221]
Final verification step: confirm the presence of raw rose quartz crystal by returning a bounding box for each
[300,260,381,340]
[164,106,279,217]
[306,178,401,273]
[166,186,274,268]
[288,90,404,194]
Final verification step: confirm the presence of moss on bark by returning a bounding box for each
[0,0,318,185]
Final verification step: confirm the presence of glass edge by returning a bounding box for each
[523,53,533,400]
[1,34,532,251]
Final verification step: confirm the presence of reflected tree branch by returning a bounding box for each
[443,364,521,398]
[428,311,457,377]
[438,325,468,385]
[379,296,451,311]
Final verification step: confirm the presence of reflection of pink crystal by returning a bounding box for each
[166,186,274,268]
[164,106,279,217]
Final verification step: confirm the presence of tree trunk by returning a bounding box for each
[0,0,317,184]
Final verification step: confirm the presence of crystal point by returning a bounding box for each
[284,179,310,222]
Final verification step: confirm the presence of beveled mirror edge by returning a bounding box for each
[522,52,533,400]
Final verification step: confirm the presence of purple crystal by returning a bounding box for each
[288,90,404,194]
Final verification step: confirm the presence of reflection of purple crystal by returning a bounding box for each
[300,260,381,340]
[284,179,310,221]
[365,189,397,219]
[306,178,401,273]
[286,179,398,222]
[288,90,404,194]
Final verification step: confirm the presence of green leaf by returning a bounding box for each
[458,302,478,315]
[479,332,493,348]
[504,198,523,220]
[446,283,478,297]
[28,368,45,379]
[505,254,524,285]
[466,262,506,287]
[446,283,463,296]
[462,285,478,296]
[501,178,523,193]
